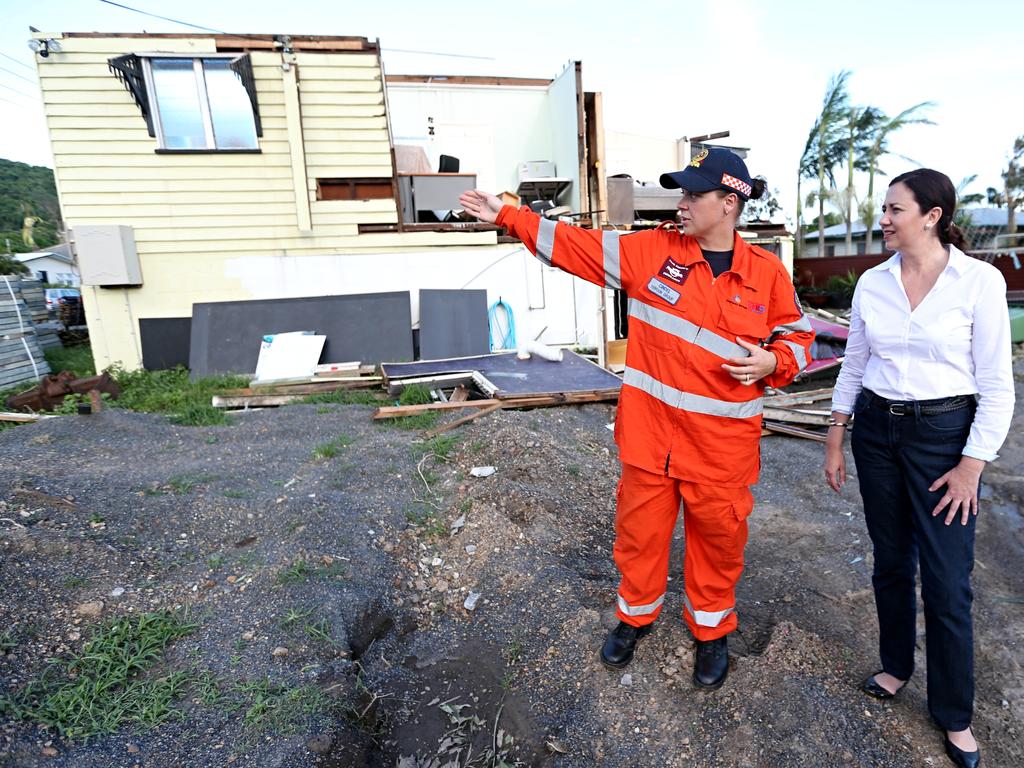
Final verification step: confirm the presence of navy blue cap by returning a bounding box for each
[659,147,753,200]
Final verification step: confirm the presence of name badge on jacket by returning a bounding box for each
[647,277,680,305]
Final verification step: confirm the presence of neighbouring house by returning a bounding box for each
[15,243,80,286]
[31,31,613,373]
[802,209,1024,258]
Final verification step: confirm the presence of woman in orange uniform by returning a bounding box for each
[461,148,814,689]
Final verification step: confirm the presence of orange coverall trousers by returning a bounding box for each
[613,462,753,642]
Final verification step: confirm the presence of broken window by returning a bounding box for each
[109,53,262,151]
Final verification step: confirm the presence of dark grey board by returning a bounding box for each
[140,317,191,371]
[381,350,621,396]
[189,292,413,379]
[418,289,489,360]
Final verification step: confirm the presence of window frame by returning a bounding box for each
[138,52,262,153]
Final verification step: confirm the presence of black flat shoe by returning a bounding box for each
[944,733,980,768]
[693,636,729,690]
[861,671,907,700]
[600,621,652,669]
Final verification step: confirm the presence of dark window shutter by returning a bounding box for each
[228,54,263,137]
[108,54,155,137]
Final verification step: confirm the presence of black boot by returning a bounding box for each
[693,636,729,689]
[600,621,652,669]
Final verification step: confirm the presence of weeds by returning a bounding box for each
[300,389,382,406]
[103,364,248,426]
[312,434,354,460]
[232,678,335,735]
[0,611,197,740]
[275,558,348,586]
[44,344,95,378]
[421,433,458,461]
[278,606,315,628]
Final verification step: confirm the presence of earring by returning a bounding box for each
[924,223,932,230]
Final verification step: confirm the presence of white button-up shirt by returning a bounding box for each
[832,246,1014,461]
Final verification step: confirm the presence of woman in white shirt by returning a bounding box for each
[823,168,1014,768]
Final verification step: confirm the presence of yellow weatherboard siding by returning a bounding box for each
[36,33,497,372]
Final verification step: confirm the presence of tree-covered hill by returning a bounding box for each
[0,157,62,254]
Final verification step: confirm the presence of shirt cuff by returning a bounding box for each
[962,445,997,463]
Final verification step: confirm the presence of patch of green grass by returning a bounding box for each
[169,402,228,427]
[63,575,90,589]
[275,558,348,586]
[0,611,197,740]
[398,384,432,406]
[44,345,96,378]
[222,489,247,499]
[386,411,439,431]
[167,472,214,494]
[311,434,354,460]
[303,619,339,648]
[404,504,447,539]
[206,553,225,570]
[567,464,581,477]
[233,678,334,735]
[103,364,248,426]
[278,606,315,629]
[300,389,383,406]
[422,433,458,460]
[192,669,225,707]
[0,629,16,653]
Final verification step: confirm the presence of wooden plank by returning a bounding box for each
[0,412,58,423]
[762,407,830,426]
[762,421,828,442]
[212,394,303,407]
[373,390,618,420]
[422,403,503,438]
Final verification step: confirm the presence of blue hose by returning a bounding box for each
[488,299,516,351]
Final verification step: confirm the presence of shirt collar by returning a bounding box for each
[889,244,967,278]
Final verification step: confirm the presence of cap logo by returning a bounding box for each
[689,148,709,167]
[721,173,752,197]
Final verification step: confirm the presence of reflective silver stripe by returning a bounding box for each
[535,217,556,266]
[771,313,813,334]
[780,338,809,371]
[618,593,665,617]
[603,230,622,289]
[683,594,734,628]
[623,367,763,419]
[628,299,748,360]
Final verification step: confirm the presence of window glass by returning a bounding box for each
[151,59,206,149]
[203,60,258,149]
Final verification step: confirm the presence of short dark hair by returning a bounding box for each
[889,168,967,250]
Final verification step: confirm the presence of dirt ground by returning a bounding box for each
[1,354,1022,768]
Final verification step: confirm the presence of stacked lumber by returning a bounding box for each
[0,293,51,389]
[761,386,834,442]
[211,364,382,408]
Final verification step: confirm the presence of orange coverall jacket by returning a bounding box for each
[495,205,815,486]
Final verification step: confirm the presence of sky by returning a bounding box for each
[1,0,1021,227]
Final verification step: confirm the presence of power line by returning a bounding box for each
[0,64,36,85]
[0,81,39,100]
[0,52,35,71]
[96,0,225,33]
[382,48,495,61]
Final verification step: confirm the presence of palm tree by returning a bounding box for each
[801,71,850,258]
[841,106,885,254]
[952,175,985,248]
[861,102,935,254]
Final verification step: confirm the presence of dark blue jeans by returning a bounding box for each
[850,389,977,732]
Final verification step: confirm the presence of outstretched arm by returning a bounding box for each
[459,190,503,224]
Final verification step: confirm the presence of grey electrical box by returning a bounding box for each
[73,225,142,286]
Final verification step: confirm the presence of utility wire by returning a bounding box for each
[96,0,225,33]
[0,52,35,71]
[0,81,39,100]
[383,48,494,61]
[0,64,36,84]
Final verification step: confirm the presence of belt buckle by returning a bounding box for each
[888,402,906,416]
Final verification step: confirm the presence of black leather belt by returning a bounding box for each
[863,389,974,417]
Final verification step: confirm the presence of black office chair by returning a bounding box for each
[438,155,460,173]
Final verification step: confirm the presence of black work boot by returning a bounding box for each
[693,636,729,689]
[600,621,653,669]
